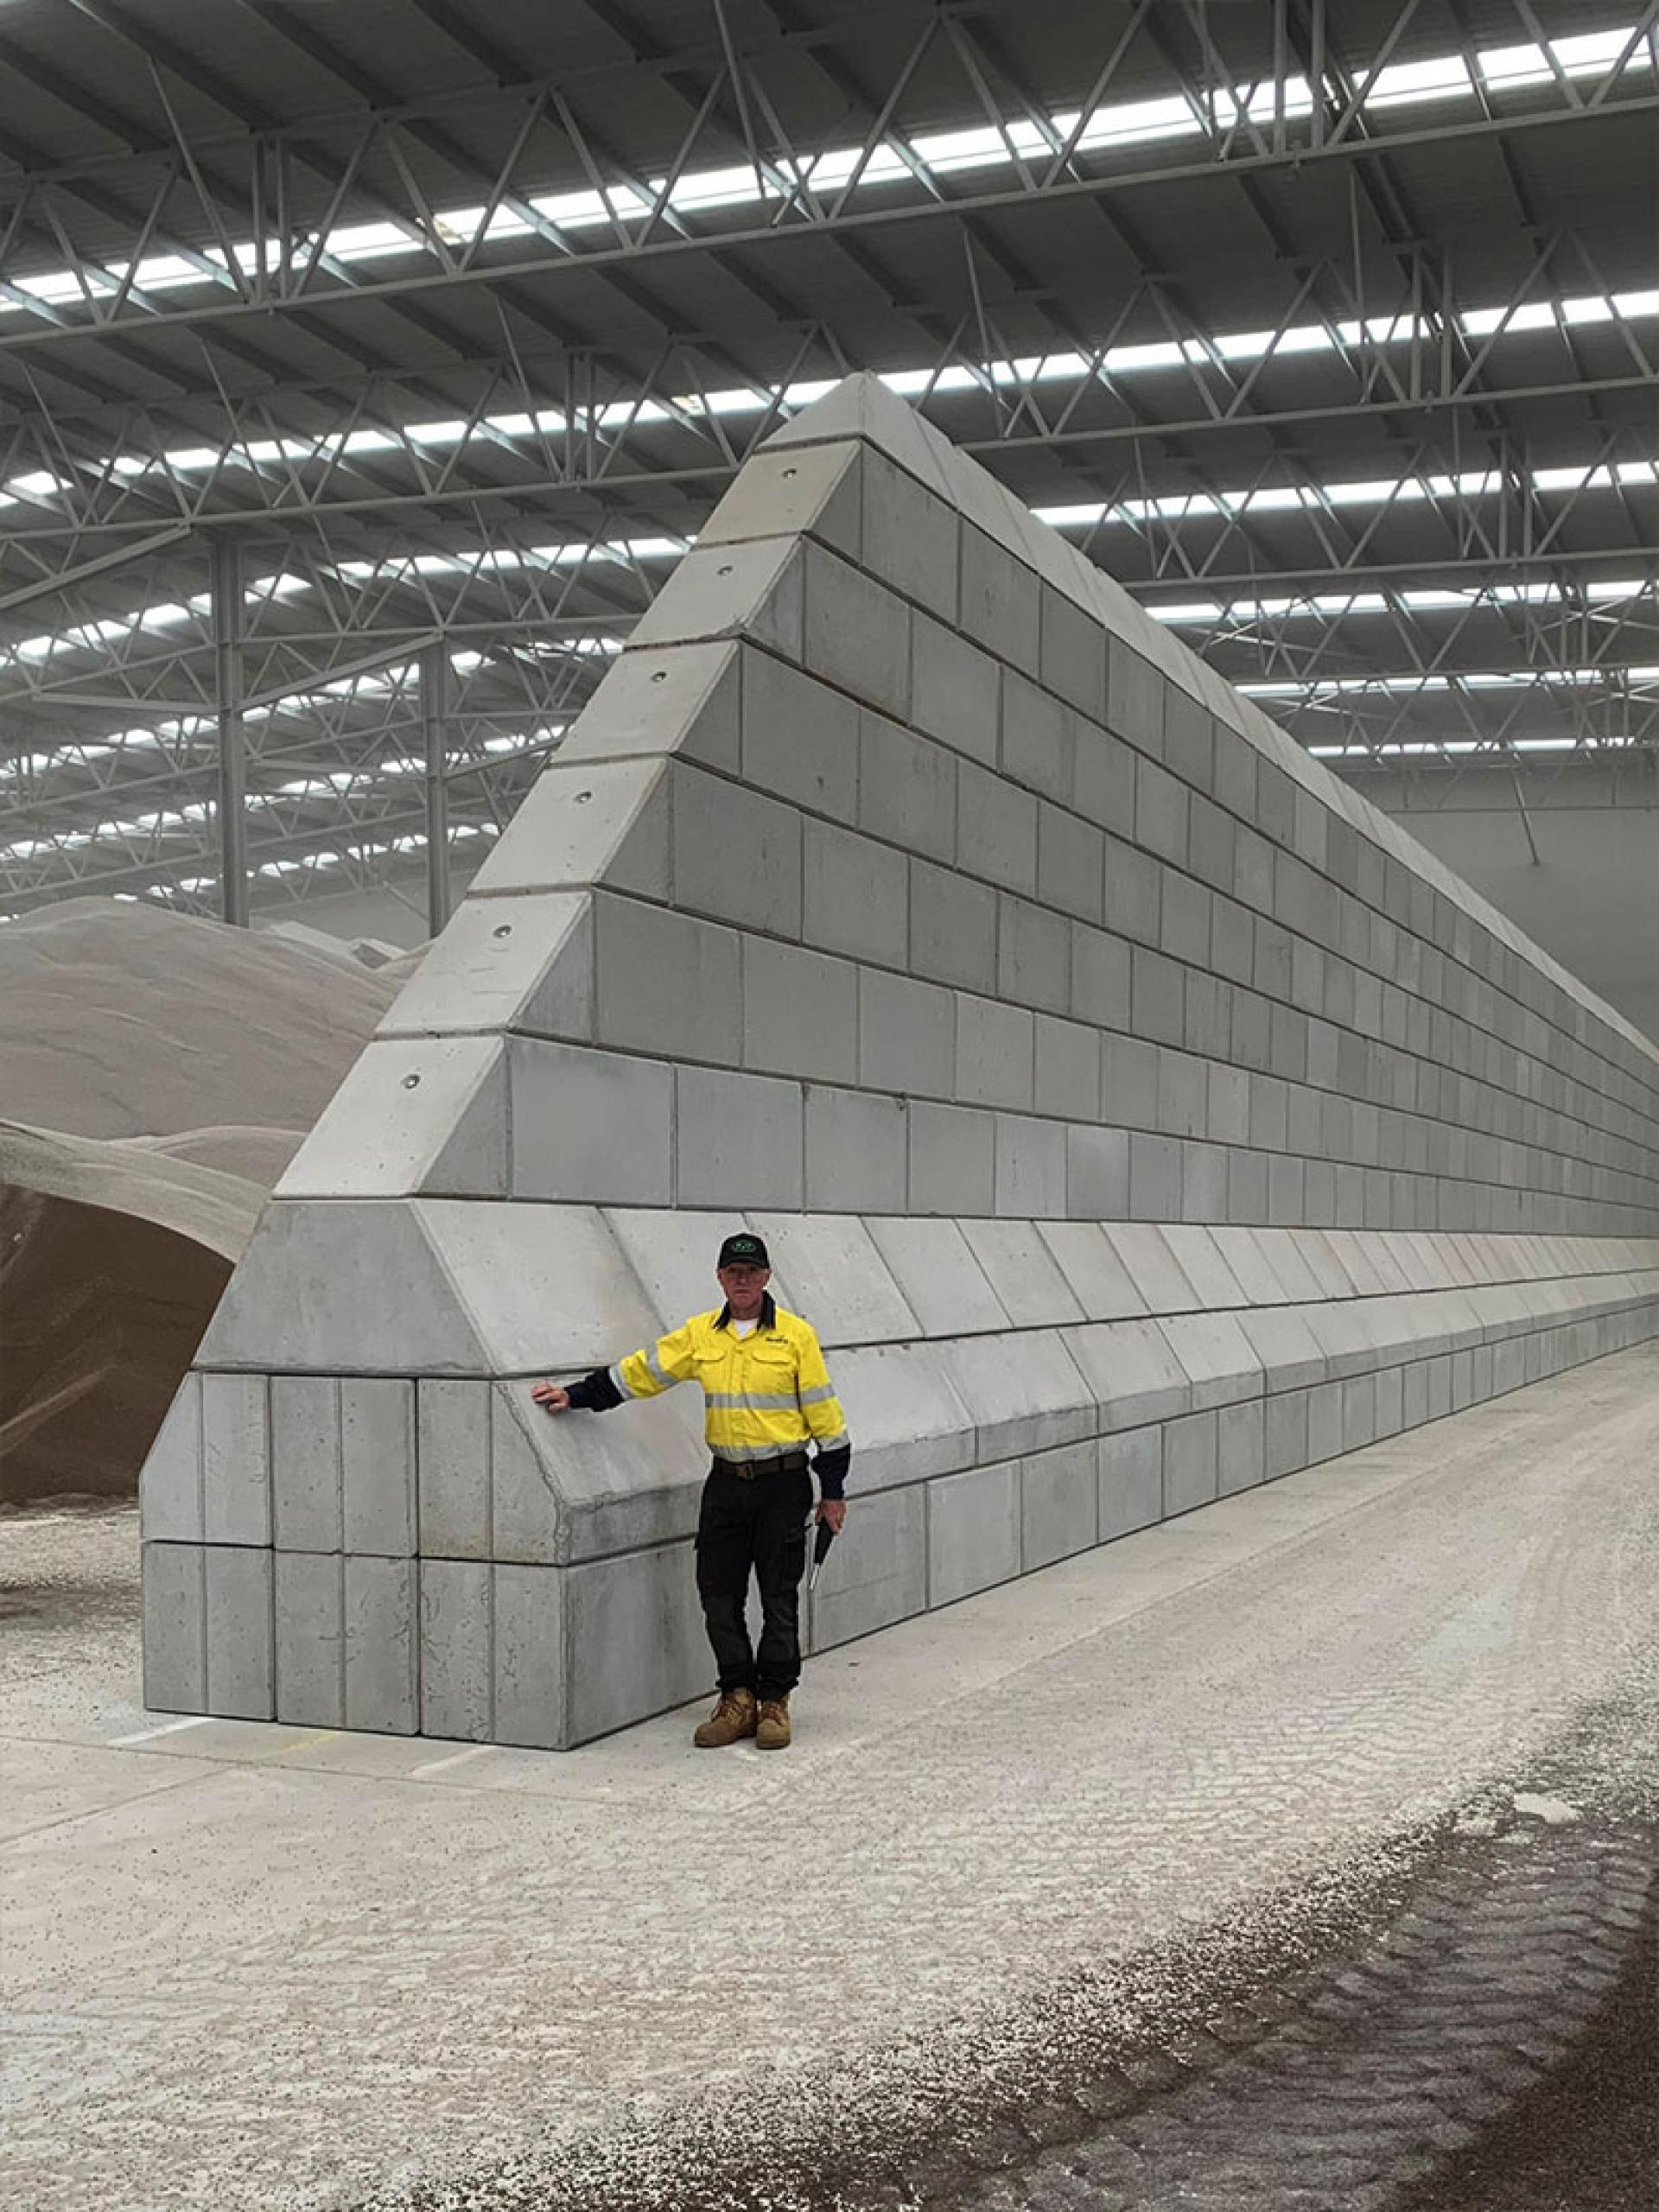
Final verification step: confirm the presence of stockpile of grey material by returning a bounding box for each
[0,899,407,1503]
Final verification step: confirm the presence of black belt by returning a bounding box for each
[712,1450,808,1483]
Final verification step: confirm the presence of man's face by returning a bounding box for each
[717,1262,771,1318]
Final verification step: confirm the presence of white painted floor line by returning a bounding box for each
[409,1743,498,1779]
[106,1714,214,1748]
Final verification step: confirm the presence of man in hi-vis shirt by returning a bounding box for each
[533,1232,850,1751]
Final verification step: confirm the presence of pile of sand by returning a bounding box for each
[0,900,411,1503]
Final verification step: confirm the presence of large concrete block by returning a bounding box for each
[865,1216,1010,1335]
[378,892,593,1045]
[803,541,912,719]
[629,536,803,657]
[804,820,911,969]
[859,967,957,1096]
[1103,835,1163,945]
[142,1541,206,1713]
[563,1541,709,1743]
[344,1556,418,1735]
[1038,1221,1149,1319]
[556,639,739,773]
[858,709,958,864]
[741,936,859,1085]
[804,1087,910,1212]
[592,893,741,1065]
[510,1038,674,1205]
[809,1482,928,1650]
[998,894,1071,1015]
[469,758,671,903]
[1021,1440,1099,1569]
[1263,1389,1311,1480]
[928,1460,1022,1605]
[274,1551,344,1727]
[278,1036,507,1200]
[960,526,1040,676]
[831,1343,977,1491]
[699,437,862,557]
[204,1544,274,1719]
[499,1378,705,1563]
[491,1563,568,1750]
[910,610,1000,765]
[1035,1014,1102,1122]
[1065,1124,1131,1219]
[1039,803,1105,925]
[936,1329,1094,1459]
[1074,728,1140,840]
[861,444,959,619]
[995,1114,1067,1217]
[419,1557,492,1742]
[910,860,999,992]
[908,1101,997,1215]
[142,1373,203,1543]
[1041,584,1108,718]
[960,1218,1084,1325]
[747,1213,918,1347]
[1158,1225,1247,1308]
[417,1378,491,1560]
[418,1200,662,1374]
[676,1066,804,1210]
[1217,1401,1266,1496]
[671,766,803,938]
[956,995,1035,1110]
[1103,1224,1198,1315]
[1064,1319,1192,1430]
[1160,1312,1262,1410]
[1098,1427,1164,1538]
[1001,668,1075,803]
[270,1375,341,1553]
[957,761,1039,897]
[340,1377,416,1556]
[1163,1409,1219,1516]
[1071,926,1132,1031]
[741,647,860,822]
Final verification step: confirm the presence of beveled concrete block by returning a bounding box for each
[378,892,593,1045]
[961,1218,1086,1325]
[1163,1410,1219,1515]
[741,647,860,821]
[340,1377,416,1556]
[832,1342,976,1491]
[204,1371,276,1548]
[1065,1319,1192,1430]
[937,1328,1093,1459]
[676,1066,804,1210]
[747,1213,918,1346]
[1098,1426,1163,1537]
[343,1556,417,1734]
[142,1374,202,1544]
[629,535,803,656]
[1160,1312,1262,1410]
[204,1544,274,1719]
[742,936,858,1084]
[511,1038,674,1204]
[270,1375,341,1553]
[809,1481,927,1650]
[1021,1440,1098,1569]
[142,1541,206,1713]
[908,1100,996,1215]
[700,437,862,556]
[1038,1222,1147,1319]
[929,1460,1022,1605]
[279,1036,507,1200]
[419,1557,492,1742]
[275,1551,344,1727]
[805,1087,910,1212]
[467,758,671,902]
[557,639,739,772]
[865,1216,1009,1335]
[860,967,957,1096]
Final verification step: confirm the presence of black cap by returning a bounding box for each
[717,1232,770,1270]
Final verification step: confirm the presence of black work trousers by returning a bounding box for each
[695,1461,814,1699]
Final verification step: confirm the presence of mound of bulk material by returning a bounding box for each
[0,899,406,1503]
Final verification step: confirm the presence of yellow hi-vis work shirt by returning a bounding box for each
[611,1306,850,1471]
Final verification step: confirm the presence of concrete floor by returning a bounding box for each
[3,1345,1657,2212]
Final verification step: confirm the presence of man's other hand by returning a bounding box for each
[531,1382,570,1414]
[815,1498,847,1535]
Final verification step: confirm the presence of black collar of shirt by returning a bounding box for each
[715,1293,775,1333]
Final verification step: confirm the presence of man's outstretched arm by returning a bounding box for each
[532,1321,697,1415]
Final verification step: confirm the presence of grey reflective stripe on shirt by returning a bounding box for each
[609,1363,638,1399]
[811,1428,849,1452]
[798,1382,836,1408]
[709,1435,812,1461]
[702,1389,805,1412]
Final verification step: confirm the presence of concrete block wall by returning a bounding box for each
[141,374,1659,1747]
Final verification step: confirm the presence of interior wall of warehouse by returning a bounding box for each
[1360,765,1659,1050]
[256,766,1657,1050]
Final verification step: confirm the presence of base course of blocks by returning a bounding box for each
[139,374,1659,1748]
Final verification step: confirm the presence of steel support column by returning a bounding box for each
[422,639,450,937]
[211,536,247,927]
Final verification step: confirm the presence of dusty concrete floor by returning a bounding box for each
[3,1345,1657,2212]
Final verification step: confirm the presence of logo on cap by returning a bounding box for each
[717,1232,770,1268]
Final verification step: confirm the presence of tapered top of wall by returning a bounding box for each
[759,375,1657,1068]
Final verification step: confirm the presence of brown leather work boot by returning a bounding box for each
[755,1695,792,1751]
[693,1688,757,1748]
